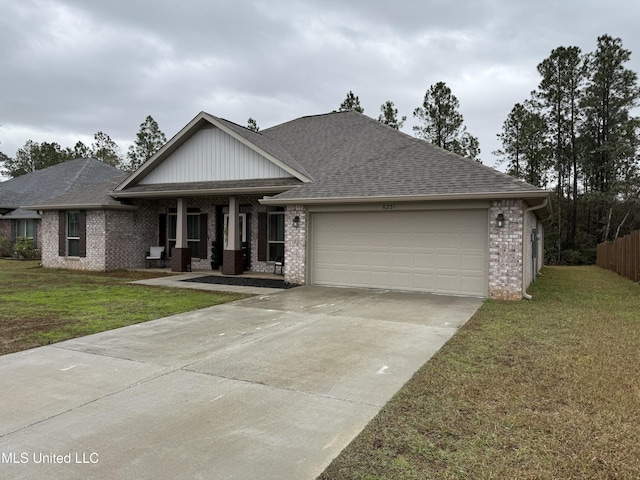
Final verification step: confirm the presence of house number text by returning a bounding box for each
[382,204,395,210]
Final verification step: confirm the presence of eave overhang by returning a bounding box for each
[22,203,138,212]
[111,185,296,199]
[260,190,551,213]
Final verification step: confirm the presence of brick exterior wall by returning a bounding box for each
[284,205,307,285]
[0,220,11,243]
[40,196,276,272]
[0,218,43,255]
[41,210,107,270]
[488,199,525,300]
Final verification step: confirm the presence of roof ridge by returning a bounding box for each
[66,158,92,191]
[262,110,351,133]
[213,115,265,136]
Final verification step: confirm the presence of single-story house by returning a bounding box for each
[0,158,125,253]
[26,111,550,300]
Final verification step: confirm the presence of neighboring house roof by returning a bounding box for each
[259,111,549,205]
[0,158,126,216]
[24,174,132,211]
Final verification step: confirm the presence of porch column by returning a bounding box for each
[171,198,191,272]
[222,196,243,275]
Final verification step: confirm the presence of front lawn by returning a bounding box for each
[319,266,640,479]
[0,260,250,355]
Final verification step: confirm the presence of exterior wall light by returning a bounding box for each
[496,213,505,228]
[292,215,300,228]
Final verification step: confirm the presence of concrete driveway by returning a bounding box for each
[0,286,481,479]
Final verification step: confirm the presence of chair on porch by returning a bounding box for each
[274,256,284,275]
[145,246,166,268]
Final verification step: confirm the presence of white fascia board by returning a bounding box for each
[259,190,551,206]
[110,185,294,199]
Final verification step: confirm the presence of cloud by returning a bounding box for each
[1,0,639,171]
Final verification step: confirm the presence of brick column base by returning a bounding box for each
[171,248,192,272]
[222,250,244,275]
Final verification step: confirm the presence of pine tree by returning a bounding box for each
[246,118,260,132]
[92,131,123,168]
[413,81,480,161]
[338,91,364,113]
[127,116,167,171]
[495,102,549,187]
[534,46,586,252]
[581,35,640,241]
[71,141,91,159]
[377,100,406,129]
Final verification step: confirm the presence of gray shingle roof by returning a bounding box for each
[25,174,130,210]
[0,158,125,211]
[260,111,547,202]
[114,177,302,197]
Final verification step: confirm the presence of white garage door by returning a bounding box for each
[310,209,488,297]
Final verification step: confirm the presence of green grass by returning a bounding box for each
[319,266,640,480]
[0,260,250,355]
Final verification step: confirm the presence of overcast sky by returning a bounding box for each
[1,0,639,174]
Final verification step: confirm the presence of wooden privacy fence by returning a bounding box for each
[596,230,640,282]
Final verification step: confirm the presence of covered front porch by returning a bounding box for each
[110,190,289,276]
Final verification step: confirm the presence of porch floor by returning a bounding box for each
[129,268,288,295]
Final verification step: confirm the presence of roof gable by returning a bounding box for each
[138,124,294,185]
[116,112,311,191]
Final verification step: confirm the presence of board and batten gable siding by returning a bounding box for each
[139,126,293,184]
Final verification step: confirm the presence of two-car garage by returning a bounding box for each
[309,208,489,297]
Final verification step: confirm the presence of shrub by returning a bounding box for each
[13,237,38,259]
[562,248,596,265]
[0,237,11,257]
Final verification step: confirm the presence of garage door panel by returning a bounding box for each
[369,251,390,267]
[414,253,436,268]
[392,252,413,267]
[460,277,485,296]
[436,274,461,293]
[462,253,486,271]
[411,273,436,290]
[436,233,461,248]
[311,210,488,297]
[460,232,486,249]
[437,253,460,269]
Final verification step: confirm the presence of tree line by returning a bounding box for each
[0,115,167,178]
[494,34,640,264]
